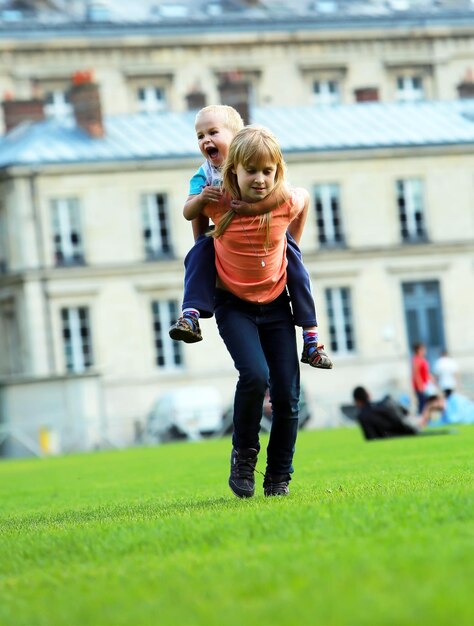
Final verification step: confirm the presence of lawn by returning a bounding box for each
[0,425,472,626]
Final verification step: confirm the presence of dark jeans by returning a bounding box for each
[182,232,317,326]
[182,234,216,318]
[416,390,427,414]
[214,288,301,477]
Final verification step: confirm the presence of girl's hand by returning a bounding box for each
[200,185,223,203]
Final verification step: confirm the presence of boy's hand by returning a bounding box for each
[231,199,267,216]
[200,185,223,203]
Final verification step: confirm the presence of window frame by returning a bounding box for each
[50,197,85,267]
[396,178,428,243]
[141,192,173,260]
[60,305,94,373]
[314,183,345,247]
[325,286,356,355]
[151,299,183,369]
[137,85,167,114]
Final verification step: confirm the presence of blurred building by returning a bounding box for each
[0,1,474,131]
[1,0,474,454]
[0,71,473,455]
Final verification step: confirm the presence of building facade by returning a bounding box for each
[1,82,473,454]
[1,2,474,454]
[1,2,474,132]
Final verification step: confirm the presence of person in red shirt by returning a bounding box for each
[412,342,430,414]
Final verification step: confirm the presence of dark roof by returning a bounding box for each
[0,0,474,38]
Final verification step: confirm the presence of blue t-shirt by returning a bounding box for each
[189,161,222,195]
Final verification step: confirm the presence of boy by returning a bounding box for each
[169,105,332,369]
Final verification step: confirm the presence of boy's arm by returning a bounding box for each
[183,186,223,221]
[287,189,309,245]
[230,184,291,217]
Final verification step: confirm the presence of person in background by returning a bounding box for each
[433,350,459,398]
[352,386,418,440]
[411,342,432,414]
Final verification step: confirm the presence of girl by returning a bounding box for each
[184,125,329,497]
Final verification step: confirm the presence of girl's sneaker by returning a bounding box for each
[229,447,258,498]
[263,474,290,497]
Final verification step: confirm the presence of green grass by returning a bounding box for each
[0,426,473,626]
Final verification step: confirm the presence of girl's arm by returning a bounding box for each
[230,184,291,217]
[287,189,309,245]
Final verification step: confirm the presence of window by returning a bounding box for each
[151,300,183,368]
[402,281,445,364]
[314,184,344,246]
[313,80,340,105]
[44,89,72,119]
[141,193,172,259]
[0,302,21,375]
[137,86,166,113]
[61,306,93,373]
[396,76,424,102]
[396,179,427,243]
[325,287,355,354]
[51,198,85,266]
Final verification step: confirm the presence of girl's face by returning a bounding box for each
[234,160,277,203]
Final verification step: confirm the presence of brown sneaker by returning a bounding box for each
[169,315,202,343]
[301,343,333,369]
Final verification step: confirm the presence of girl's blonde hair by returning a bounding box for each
[210,125,287,248]
[195,105,244,136]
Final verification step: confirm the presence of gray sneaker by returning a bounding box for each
[301,343,333,369]
[229,447,258,498]
[263,474,290,497]
[169,315,202,343]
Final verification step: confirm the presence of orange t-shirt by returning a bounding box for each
[203,189,306,304]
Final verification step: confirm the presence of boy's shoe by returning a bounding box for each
[169,315,202,343]
[301,343,333,369]
[263,474,290,497]
[229,447,258,498]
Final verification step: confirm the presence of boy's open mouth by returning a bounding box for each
[206,147,219,159]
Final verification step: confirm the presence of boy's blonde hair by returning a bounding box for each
[211,125,287,248]
[195,105,244,135]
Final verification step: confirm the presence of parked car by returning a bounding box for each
[218,385,311,436]
[146,386,223,443]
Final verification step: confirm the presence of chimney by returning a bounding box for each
[2,95,45,133]
[354,87,379,103]
[69,70,104,138]
[218,73,250,124]
[186,89,207,111]
[457,68,474,99]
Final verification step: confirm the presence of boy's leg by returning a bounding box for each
[286,232,333,369]
[169,235,216,343]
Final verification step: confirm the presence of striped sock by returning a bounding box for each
[182,308,200,320]
[303,329,319,355]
